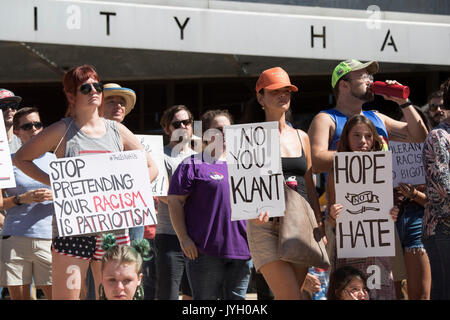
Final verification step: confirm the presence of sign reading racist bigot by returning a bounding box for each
[50,150,156,237]
[225,121,285,221]
[334,151,395,258]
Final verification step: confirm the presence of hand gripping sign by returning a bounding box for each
[334,151,395,258]
[50,150,156,237]
[225,121,285,221]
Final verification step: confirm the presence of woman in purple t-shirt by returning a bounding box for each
[168,109,252,300]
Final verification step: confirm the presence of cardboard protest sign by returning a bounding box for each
[135,135,167,196]
[334,151,395,258]
[225,121,285,221]
[389,141,425,187]
[50,150,156,237]
[0,112,16,188]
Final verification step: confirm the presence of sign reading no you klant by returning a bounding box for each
[334,151,395,258]
[50,150,156,237]
[225,121,285,221]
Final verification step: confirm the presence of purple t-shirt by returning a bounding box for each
[168,153,250,260]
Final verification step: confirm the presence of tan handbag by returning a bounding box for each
[275,183,330,268]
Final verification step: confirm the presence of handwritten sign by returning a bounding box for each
[50,150,156,237]
[0,112,16,188]
[334,151,395,258]
[225,121,285,221]
[135,135,167,196]
[389,141,425,187]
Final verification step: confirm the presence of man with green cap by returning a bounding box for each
[308,59,428,173]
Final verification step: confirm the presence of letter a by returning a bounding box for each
[67,5,81,30]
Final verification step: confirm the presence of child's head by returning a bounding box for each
[100,234,150,300]
[338,114,384,152]
[327,266,369,300]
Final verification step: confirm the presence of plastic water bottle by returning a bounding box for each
[309,267,329,300]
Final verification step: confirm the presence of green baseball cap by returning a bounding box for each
[331,59,379,88]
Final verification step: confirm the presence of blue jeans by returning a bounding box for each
[129,226,144,243]
[423,223,450,300]
[396,202,425,251]
[186,253,252,300]
[154,234,191,300]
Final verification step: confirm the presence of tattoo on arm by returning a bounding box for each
[389,130,408,141]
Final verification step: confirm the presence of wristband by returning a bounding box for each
[399,101,412,109]
[13,195,22,205]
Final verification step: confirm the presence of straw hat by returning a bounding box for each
[103,83,136,115]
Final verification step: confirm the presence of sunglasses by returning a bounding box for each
[429,104,446,112]
[0,102,20,111]
[171,119,192,129]
[20,121,43,131]
[79,82,104,95]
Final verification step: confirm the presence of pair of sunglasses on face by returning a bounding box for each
[429,104,448,112]
[19,121,43,131]
[79,82,104,95]
[0,102,20,111]
[171,119,192,129]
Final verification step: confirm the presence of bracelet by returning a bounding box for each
[13,195,22,206]
[399,101,412,109]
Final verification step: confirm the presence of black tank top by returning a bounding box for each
[281,130,308,201]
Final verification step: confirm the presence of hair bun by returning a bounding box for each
[101,233,117,251]
[131,239,150,258]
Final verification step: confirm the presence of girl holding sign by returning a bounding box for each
[325,114,398,300]
[242,67,323,300]
[13,65,159,300]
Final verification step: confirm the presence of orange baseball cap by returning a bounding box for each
[255,67,298,93]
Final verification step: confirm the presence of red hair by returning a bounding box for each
[62,65,103,117]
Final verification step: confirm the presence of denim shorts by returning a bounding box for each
[395,202,425,251]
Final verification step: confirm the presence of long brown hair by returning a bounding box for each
[62,65,103,117]
[337,114,384,152]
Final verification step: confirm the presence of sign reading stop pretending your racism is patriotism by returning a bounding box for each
[389,141,425,187]
[135,135,167,196]
[334,151,395,258]
[225,121,285,221]
[49,150,156,237]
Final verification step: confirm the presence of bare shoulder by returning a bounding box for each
[309,111,335,131]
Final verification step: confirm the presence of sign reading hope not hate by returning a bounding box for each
[49,150,156,237]
[388,141,425,187]
[136,135,167,196]
[225,121,285,221]
[334,151,395,258]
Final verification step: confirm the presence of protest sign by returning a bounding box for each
[50,150,156,237]
[334,151,395,258]
[0,112,16,188]
[135,135,167,196]
[225,121,285,221]
[388,141,425,187]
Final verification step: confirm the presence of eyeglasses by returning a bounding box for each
[429,104,445,112]
[79,82,104,95]
[0,102,20,111]
[171,119,192,129]
[346,74,374,82]
[19,121,43,131]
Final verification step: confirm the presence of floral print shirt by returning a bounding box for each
[422,121,450,239]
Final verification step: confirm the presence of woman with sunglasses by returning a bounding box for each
[0,107,54,299]
[13,65,159,300]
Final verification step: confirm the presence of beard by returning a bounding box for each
[350,87,375,102]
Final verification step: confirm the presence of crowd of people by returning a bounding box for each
[0,59,448,300]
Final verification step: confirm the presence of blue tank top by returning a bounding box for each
[321,109,389,151]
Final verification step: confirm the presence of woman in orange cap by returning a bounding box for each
[241,67,324,300]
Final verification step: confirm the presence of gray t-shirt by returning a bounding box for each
[8,134,22,153]
[156,145,196,235]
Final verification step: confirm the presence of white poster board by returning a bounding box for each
[0,112,16,188]
[135,135,167,196]
[389,141,425,187]
[50,150,156,237]
[225,121,285,221]
[334,151,395,258]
